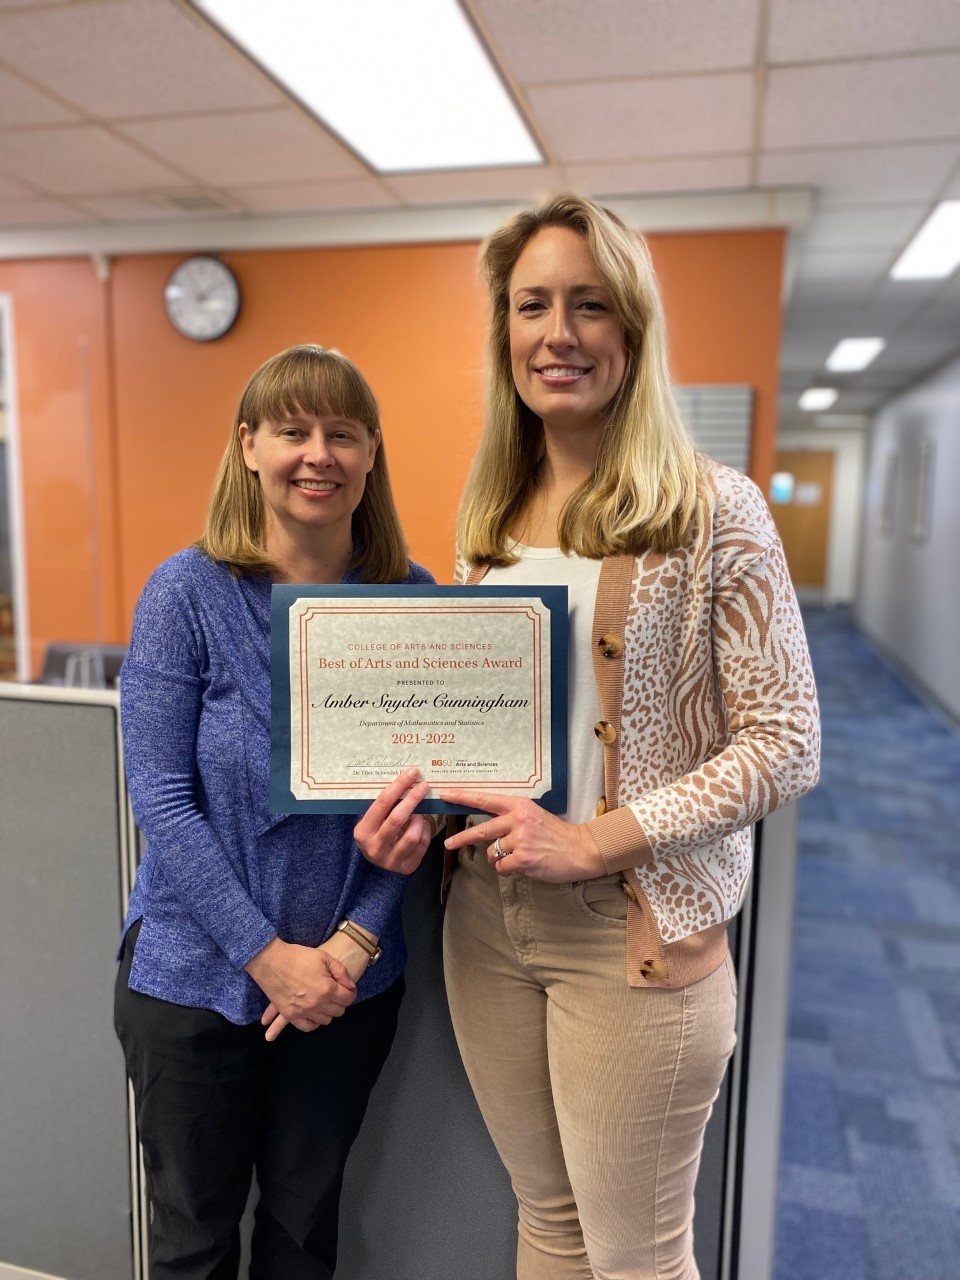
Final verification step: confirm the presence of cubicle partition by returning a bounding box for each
[0,686,146,1280]
[0,683,798,1280]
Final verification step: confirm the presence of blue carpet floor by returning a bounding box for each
[775,609,960,1280]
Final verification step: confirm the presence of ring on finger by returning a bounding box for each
[491,837,507,861]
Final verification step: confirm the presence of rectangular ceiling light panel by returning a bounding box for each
[891,202,960,280]
[799,388,838,411]
[192,0,541,173]
[826,338,885,372]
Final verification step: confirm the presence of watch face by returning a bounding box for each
[164,255,241,341]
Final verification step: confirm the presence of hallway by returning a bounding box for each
[776,609,960,1280]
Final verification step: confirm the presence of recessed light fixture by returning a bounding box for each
[890,201,960,280]
[826,338,885,372]
[799,388,838,411]
[190,0,541,173]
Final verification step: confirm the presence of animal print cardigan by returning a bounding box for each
[454,459,821,989]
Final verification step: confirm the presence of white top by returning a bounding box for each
[482,546,603,826]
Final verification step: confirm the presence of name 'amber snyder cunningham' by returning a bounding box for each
[318,691,531,714]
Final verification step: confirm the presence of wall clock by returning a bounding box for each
[164,255,241,341]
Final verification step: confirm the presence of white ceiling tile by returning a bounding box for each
[528,73,754,163]
[870,332,960,367]
[795,247,894,282]
[563,154,751,196]
[475,0,761,81]
[758,144,959,207]
[778,380,811,400]
[764,55,960,150]
[775,390,815,411]
[827,390,886,412]
[0,197,96,227]
[0,67,77,127]
[0,124,184,194]
[909,275,960,331]
[780,326,873,368]
[779,343,838,374]
[0,172,33,199]
[801,205,930,251]
[784,300,869,336]
[786,273,876,314]
[943,169,960,198]
[841,369,910,392]
[75,191,242,221]
[385,166,561,205]
[229,178,396,213]
[778,369,814,390]
[855,278,941,329]
[0,0,281,118]
[119,108,366,187]
[768,0,960,63]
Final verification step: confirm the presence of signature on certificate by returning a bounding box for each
[345,754,415,770]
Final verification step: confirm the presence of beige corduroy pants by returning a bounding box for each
[443,850,737,1280]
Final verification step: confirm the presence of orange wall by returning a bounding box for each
[2,227,784,672]
[653,229,784,487]
[0,258,117,674]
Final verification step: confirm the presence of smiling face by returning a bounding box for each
[239,411,379,544]
[508,225,628,434]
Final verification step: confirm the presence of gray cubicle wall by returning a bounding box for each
[0,687,139,1280]
[0,684,795,1280]
[335,853,516,1278]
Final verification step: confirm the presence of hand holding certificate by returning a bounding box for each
[270,585,568,815]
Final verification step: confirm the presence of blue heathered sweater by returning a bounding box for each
[120,546,435,1024]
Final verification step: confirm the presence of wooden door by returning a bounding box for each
[770,450,834,590]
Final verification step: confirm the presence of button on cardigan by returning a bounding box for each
[120,546,435,1024]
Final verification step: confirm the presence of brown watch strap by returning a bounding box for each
[337,919,382,962]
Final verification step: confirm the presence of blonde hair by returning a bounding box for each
[458,194,703,565]
[198,345,409,582]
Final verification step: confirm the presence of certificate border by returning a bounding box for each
[297,604,545,791]
[270,584,569,816]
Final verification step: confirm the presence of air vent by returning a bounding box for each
[674,385,754,474]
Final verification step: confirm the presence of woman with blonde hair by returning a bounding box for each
[114,345,433,1280]
[364,196,820,1278]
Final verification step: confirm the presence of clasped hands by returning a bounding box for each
[246,930,370,1042]
[356,768,605,883]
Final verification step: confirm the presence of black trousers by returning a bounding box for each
[114,922,403,1280]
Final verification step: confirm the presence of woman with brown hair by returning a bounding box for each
[114,345,432,1280]
[364,196,820,1279]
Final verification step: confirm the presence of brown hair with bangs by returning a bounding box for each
[198,344,409,582]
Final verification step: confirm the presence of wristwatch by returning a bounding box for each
[337,919,382,964]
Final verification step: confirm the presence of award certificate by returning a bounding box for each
[270,585,568,815]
